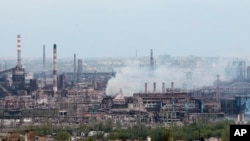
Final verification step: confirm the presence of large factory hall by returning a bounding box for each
[0,35,250,128]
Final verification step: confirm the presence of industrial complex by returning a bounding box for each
[0,34,250,132]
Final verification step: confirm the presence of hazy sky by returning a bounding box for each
[1,0,250,58]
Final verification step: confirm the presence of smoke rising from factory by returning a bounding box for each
[106,56,228,96]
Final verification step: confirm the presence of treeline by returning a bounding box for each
[172,120,232,141]
[17,119,234,141]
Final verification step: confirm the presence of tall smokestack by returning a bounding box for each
[74,54,76,81]
[171,82,174,94]
[150,49,154,71]
[153,82,156,93]
[162,82,165,93]
[77,59,83,82]
[17,34,22,68]
[53,44,58,94]
[145,83,147,93]
[43,45,46,85]
[43,45,46,70]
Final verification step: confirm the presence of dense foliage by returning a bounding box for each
[172,120,233,141]
[16,119,234,141]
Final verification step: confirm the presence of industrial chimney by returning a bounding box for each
[171,82,174,94]
[53,44,58,95]
[77,59,83,82]
[17,34,22,68]
[43,45,46,85]
[153,82,156,93]
[43,45,46,70]
[145,83,148,94]
[74,53,76,81]
[13,34,25,85]
[150,49,154,71]
[162,82,165,93]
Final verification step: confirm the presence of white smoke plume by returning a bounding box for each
[106,56,229,96]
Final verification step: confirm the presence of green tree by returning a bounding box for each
[103,119,113,132]
[160,129,173,141]
[56,131,70,141]
[85,137,94,141]
[221,125,230,141]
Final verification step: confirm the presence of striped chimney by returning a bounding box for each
[17,34,22,68]
[53,44,58,94]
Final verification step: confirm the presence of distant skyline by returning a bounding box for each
[0,0,250,58]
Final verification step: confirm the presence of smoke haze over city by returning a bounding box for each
[106,56,229,96]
